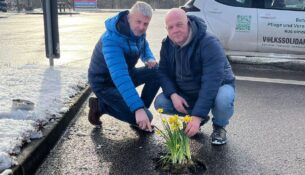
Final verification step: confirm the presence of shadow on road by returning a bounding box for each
[90,124,161,175]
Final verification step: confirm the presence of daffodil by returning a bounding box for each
[157,113,192,166]
[157,108,164,113]
[161,118,167,123]
[169,115,179,125]
[171,124,179,131]
[183,115,192,123]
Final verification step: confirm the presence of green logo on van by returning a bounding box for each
[236,15,251,32]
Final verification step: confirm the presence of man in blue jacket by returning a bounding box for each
[88,1,159,132]
[154,8,235,145]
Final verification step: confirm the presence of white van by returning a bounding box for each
[182,0,305,59]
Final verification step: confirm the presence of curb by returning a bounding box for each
[228,56,305,72]
[11,86,92,175]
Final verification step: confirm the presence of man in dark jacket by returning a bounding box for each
[154,8,235,145]
[88,1,159,132]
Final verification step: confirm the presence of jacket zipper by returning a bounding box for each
[180,50,182,80]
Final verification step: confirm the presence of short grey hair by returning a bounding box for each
[130,1,153,17]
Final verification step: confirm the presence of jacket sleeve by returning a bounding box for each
[102,37,144,112]
[191,38,225,118]
[159,42,177,98]
[140,39,155,62]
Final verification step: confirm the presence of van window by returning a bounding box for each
[215,0,252,7]
[267,0,305,10]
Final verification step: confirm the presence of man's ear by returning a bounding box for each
[127,13,132,21]
[127,14,130,23]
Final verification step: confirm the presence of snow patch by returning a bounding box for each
[0,152,17,172]
[0,64,87,172]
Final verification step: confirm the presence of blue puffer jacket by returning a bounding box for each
[88,10,155,112]
[159,15,235,118]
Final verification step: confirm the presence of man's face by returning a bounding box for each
[165,16,189,46]
[128,12,151,36]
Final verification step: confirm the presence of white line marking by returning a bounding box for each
[236,76,305,86]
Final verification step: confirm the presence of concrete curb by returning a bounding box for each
[11,86,92,175]
[229,56,305,72]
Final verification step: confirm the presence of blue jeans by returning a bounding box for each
[91,66,159,125]
[154,84,235,127]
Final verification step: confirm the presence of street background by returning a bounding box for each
[1,9,305,175]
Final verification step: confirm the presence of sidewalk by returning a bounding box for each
[0,64,89,175]
[11,87,91,175]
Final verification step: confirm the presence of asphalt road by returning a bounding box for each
[0,11,167,68]
[2,11,304,175]
[34,66,305,175]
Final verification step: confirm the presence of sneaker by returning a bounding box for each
[211,125,227,145]
[200,115,210,126]
[88,97,103,126]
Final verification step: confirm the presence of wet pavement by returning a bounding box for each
[1,10,304,72]
[0,12,114,67]
[36,69,305,175]
[2,10,304,175]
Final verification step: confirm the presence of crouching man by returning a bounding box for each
[88,1,160,132]
[154,8,235,145]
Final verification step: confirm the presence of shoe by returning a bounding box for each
[211,125,227,145]
[88,97,103,126]
[200,115,210,126]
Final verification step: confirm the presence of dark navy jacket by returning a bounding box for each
[88,11,155,112]
[159,15,235,118]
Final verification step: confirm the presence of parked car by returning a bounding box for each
[182,0,305,58]
[0,0,7,12]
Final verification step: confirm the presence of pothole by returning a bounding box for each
[153,153,207,174]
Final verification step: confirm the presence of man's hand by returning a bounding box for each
[184,116,201,137]
[170,93,189,114]
[135,108,152,132]
[145,59,158,69]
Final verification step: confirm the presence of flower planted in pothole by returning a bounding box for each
[154,108,206,174]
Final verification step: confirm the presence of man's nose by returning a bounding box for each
[172,26,179,33]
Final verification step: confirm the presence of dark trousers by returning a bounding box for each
[91,66,160,125]
[154,84,235,127]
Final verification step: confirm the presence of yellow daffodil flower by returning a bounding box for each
[157,108,164,113]
[168,116,177,125]
[183,115,192,123]
[156,112,192,165]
